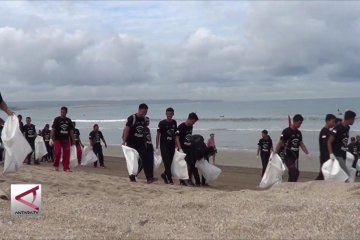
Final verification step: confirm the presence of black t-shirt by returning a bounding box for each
[176,122,193,153]
[280,127,302,159]
[42,129,51,142]
[319,127,331,160]
[143,127,152,146]
[89,130,104,148]
[258,138,273,155]
[157,119,177,147]
[0,125,3,143]
[347,142,358,160]
[52,117,74,141]
[19,121,24,133]
[126,114,146,148]
[74,128,81,144]
[23,124,36,141]
[330,123,349,159]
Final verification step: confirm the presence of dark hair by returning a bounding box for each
[344,110,356,120]
[18,114,22,119]
[293,114,304,122]
[335,118,342,124]
[45,124,49,128]
[188,112,199,121]
[139,103,148,110]
[262,130,268,134]
[61,106,68,113]
[26,116,31,120]
[351,137,356,141]
[325,114,336,122]
[93,124,99,129]
[166,107,174,113]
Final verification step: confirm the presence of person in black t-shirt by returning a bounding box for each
[257,130,273,177]
[18,115,24,133]
[156,107,177,185]
[42,124,53,162]
[139,117,155,183]
[89,124,107,168]
[316,114,336,180]
[23,117,37,165]
[328,110,356,177]
[51,106,75,172]
[176,112,199,186]
[0,92,14,116]
[275,114,311,182]
[73,122,83,164]
[0,118,4,162]
[123,103,149,182]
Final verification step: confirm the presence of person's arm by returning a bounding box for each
[69,129,75,145]
[156,132,161,149]
[78,133,83,147]
[328,135,335,160]
[300,141,310,157]
[101,133,107,148]
[89,135,93,148]
[176,135,182,151]
[123,126,130,145]
[0,97,14,116]
[257,146,260,158]
[274,140,285,154]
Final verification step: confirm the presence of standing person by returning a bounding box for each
[257,130,273,177]
[207,133,217,165]
[73,122,84,164]
[274,114,311,182]
[42,124,53,162]
[141,117,156,183]
[89,124,107,168]
[176,112,199,186]
[316,114,336,180]
[123,103,148,182]
[23,117,37,165]
[51,106,75,172]
[347,137,358,169]
[18,115,24,133]
[156,107,177,185]
[0,93,14,116]
[0,118,4,162]
[356,135,360,177]
[328,110,356,177]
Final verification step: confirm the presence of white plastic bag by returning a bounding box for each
[35,136,47,160]
[70,145,78,168]
[259,153,286,189]
[81,146,88,164]
[153,152,162,173]
[195,159,222,183]
[357,160,360,171]
[345,152,356,182]
[122,145,139,175]
[322,159,349,182]
[1,115,32,174]
[81,148,98,166]
[171,150,189,180]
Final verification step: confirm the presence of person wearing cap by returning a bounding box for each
[257,130,273,176]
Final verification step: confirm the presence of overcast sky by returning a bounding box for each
[1,1,360,102]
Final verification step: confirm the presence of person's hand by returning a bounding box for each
[330,153,336,161]
[256,155,259,159]
[49,139,54,146]
[179,149,184,153]
[306,153,312,160]
[105,144,107,149]
[6,109,14,116]
[155,148,160,155]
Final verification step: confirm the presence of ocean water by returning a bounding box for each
[5,98,360,153]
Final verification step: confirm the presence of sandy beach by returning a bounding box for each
[0,147,359,239]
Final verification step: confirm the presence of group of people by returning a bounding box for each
[257,111,358,182]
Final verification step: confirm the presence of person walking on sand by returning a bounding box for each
[316,114,336,180]
[156,107,177,185]
[23,117,37,165]
[51,106,75,172]
[176,112,199,186]
[139,117,156,184]
[42,124,53,162]
[274,114,311,182]
[123,103,148,182]
[257,130,273,177]
[0,93,14,116]
[328,110,356,177]
[73,122,84,164]
[89,124,107,168]
[207,133,217,165]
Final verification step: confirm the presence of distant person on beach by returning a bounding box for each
[207,133,217,165]
[51,106,75,172]
[42,124,53,162]
[139,117,156,184]
[73,122,84,164]
[0,118,4,162]
[176,112,199,186]
[328,110,356,177]
[23,117,37,165]
[123,103,148,182]
[274,114,311,182]
[257,130,273,177]
[18,114,24,133]
[356,135,360,176]
[316,114,336,180]
[347,137,358,169]
[0,93,14,116]
[89,124,107,168]
[156,107,177,185]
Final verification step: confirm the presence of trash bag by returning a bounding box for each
[357,160,360,171]
[153,151,162,173]
[35,136,47,160]
[171,150,189,180]
[122,145,139,175]
[81,148,98,166]
[322,159,349,182]
[70,145,78,168]
[195,159,222,183]
[81,146,88,164]
[1,115,32,174]
[345,152,356,182]
[259,153,286,189]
